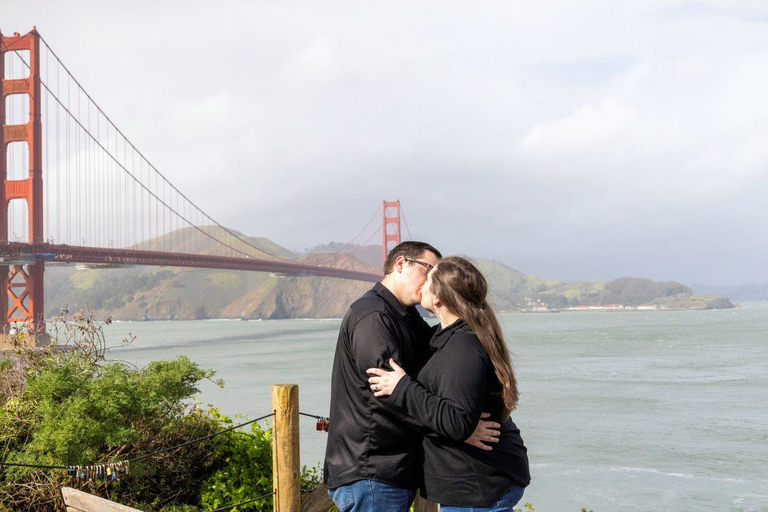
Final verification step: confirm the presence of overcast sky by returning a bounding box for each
[4,1,768,285]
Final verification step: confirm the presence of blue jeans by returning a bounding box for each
[440,485,525,512]
[327,480,417,512]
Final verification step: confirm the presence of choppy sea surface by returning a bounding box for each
[104,303,768,512]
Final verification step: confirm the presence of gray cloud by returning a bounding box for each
[4,0,768,285]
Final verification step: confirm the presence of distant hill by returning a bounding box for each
[134,225,298,260]
[44,252,376,321]
[304,242,383,272]
[691,283,767,303]
[473,260,734,311]
[45,229,375,320]
[42,233,734,320]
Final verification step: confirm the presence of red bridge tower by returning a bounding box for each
[382,200,401,266]
[0,29,46,336]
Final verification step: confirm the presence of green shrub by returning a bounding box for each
[199,409,324,511]
[0,309,321,511]
[199,411,274,511]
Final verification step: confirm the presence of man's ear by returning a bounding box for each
[395,256,406,273]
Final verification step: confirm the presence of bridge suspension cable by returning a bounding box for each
[5,36,290,261]
[400,205,413,241]
[310,202,384,268]
[1,28,387,335]
[4,33,401,273]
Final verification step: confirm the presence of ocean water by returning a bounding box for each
[103,303,768,512]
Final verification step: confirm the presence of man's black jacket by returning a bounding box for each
[323,283,434,490]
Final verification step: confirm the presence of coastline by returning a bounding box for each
[39,304,738,324]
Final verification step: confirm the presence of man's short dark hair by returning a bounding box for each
[383,241,442,275]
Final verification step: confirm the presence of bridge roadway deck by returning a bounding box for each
[0,243,381,283]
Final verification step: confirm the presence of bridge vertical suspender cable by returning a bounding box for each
[2,28,389,336]
[9,35,289,261]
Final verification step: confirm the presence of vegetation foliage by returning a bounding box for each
[0,308,320,511]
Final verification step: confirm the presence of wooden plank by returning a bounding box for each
[301,481,335,512]
[60,487,143,512]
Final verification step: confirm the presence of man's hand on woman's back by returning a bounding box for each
[464,412,500,451]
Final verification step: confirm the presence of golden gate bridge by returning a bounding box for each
[0,29,412,335]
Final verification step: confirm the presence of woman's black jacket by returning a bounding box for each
[389,319,530,507]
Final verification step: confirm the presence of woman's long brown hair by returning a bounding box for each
[430,256,518,420]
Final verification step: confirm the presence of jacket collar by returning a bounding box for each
[430,319,468,351]
[373,282,411,318]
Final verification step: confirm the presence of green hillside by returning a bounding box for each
[44,233,375,320]
[42,234,733,320]
[132,225,298,260]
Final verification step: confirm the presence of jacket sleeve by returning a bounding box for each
[350,312,427,432]
[388,337,490,442]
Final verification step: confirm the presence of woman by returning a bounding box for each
[367,256,530,511]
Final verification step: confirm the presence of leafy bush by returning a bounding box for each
[200,409,324,511]
[0,309,321,511]
[200,411,274,511]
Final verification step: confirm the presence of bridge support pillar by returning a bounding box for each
[5,264,45,339]
[382,200,401,266]
[0,264,6,339]
[1,29,46,342]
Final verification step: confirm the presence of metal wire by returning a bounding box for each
[126,412,275,463]
[0,412,275,470]
[12,35,290,261]
[209,490,276,512]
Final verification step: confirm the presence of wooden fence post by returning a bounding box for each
[272,384,301,512]
[413,493,439,512]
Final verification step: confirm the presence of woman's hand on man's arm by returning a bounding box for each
[367,361,500,450]
[367,358,405,397]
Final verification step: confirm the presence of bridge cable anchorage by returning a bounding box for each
[20,37,291,261]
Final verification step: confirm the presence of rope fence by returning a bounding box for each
[209,490,277,512]
[0,395,331,512]
[0,412,280,473]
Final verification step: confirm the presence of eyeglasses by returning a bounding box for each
[405,257,434,275]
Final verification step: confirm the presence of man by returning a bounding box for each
[324,242,501,511]
[324,241,441,510]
